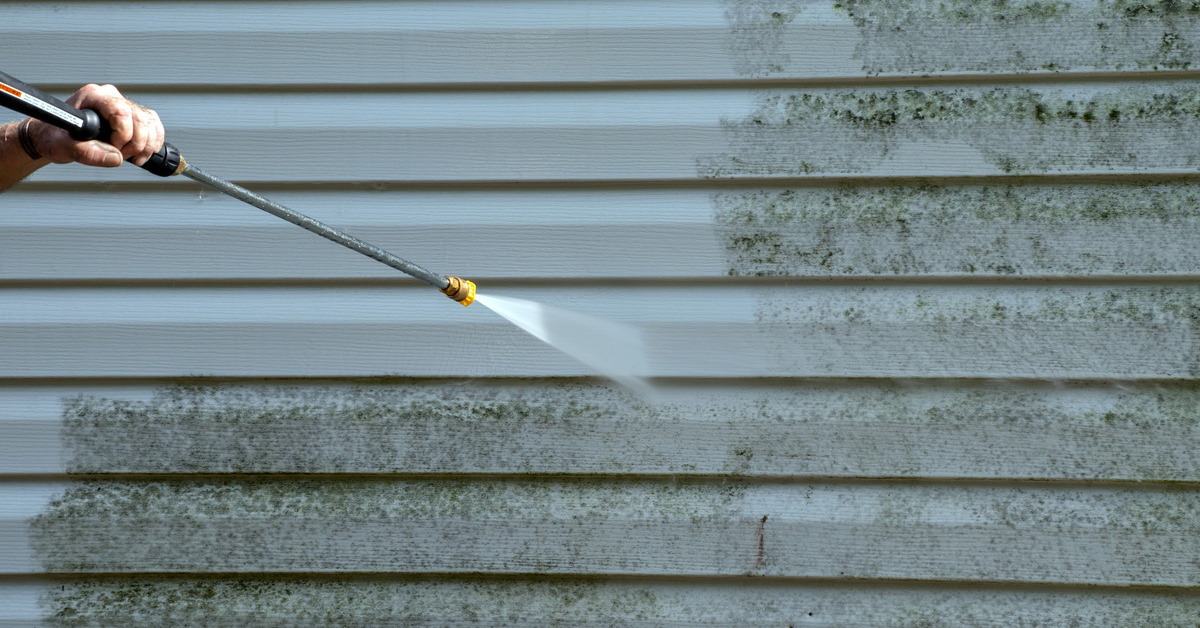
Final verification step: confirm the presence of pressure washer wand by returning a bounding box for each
[179,163,475,304]
[0,70,475,306]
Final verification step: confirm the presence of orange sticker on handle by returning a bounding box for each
[0,82,22,98]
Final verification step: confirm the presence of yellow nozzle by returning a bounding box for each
[442,276,476,307]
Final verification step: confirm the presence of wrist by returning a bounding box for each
[0,119,52,191]
[17,118,43,161]
[7,118,51,166]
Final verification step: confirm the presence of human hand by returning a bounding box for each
[25,83,164,167]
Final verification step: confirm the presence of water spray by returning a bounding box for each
[0,69,476,307]
[1,70,652,392]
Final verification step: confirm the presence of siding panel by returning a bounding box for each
[15,84,1200,183]
[3,0,1200,624]
[9,1,1200,85]
[7,183,1200,280]
[2,285,1195,378]
[2,382,1198,481]
[8,480,1200,586]
[8,579,1200,627]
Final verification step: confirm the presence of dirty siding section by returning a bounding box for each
[2,0,1200,625]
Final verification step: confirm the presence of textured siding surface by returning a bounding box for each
[2,1,1200,625]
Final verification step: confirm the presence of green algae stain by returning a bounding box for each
[713,183,1200,276]
[45,578,1200,626]
[724,0,808,77]
[40,578,666,627]
[891,287,1200,332]
[60,383,652,474]
[30,479,742,525]
[1103,0,1200,17]
[27,478,749,573]
[755,285,1200,377]
[834,0,1200,75]
[700,84,1200,178]
[837,0,1072,26]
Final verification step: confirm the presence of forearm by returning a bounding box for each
[0,119,52,192]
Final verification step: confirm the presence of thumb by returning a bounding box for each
[73,140,124,168]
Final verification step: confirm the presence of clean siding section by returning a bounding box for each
[2,0,1200,626]
[1,284,1198,378]
[9,0,1200,85]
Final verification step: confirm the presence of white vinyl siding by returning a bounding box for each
[2,1,1199,625]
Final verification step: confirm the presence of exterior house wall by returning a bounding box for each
[2,1,1199,624]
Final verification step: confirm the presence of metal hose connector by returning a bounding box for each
[441,276,476,307]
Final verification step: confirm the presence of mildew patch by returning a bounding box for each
[60,383,647,474]
[724,0,808,77]
[28,480,1200,582]
[924,287,1200,327]
[836,0,1200,75]
[713,183,1200,276]
[1105,0,1200,14]
[962,484,1200,542]
[757,285,1200,326]
[30,479,745,523]
[27,478,750,573]
[54,381,1200,480]
[38,578,664,627]
[754,285,1200,377]
[699,84,1200,177]
[36,577,1200,627]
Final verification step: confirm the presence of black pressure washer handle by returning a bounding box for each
[0,69,182,177]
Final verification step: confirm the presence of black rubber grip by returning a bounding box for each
[0,69,182,177]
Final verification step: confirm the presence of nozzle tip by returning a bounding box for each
[441,276,476,307]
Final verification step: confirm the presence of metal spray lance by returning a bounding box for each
[0,69,476,306]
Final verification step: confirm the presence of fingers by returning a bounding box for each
[70,140,125,168]
[127,104,164,166]
[62,83,166,167]
[23,118,119,168]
